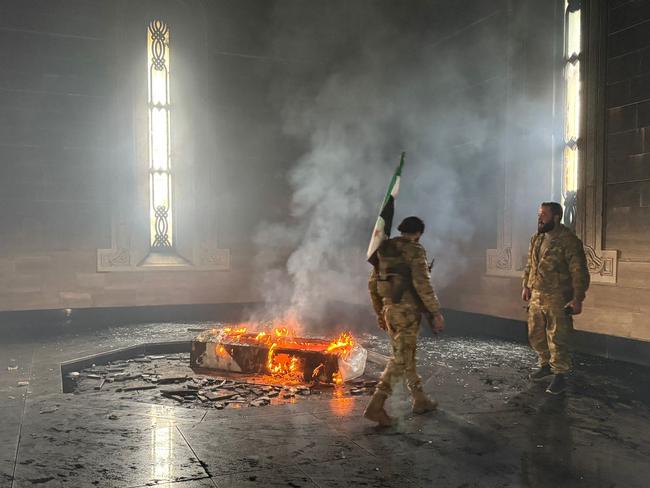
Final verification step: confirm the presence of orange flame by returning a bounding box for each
[267,343,301,379]
[326,332,354,356]
[222,327,247,339]
[215,345,228,357]
[274,327,291,337]
[216,321,356,383]
[266,343,277,371]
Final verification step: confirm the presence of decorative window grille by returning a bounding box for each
[147,20,173,250]
[561,0,581,230]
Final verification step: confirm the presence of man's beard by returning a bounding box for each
[538,221,555,233]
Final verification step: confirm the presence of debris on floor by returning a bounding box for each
[67,353,379,409]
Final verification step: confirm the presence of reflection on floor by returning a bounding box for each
[1,322,649,487]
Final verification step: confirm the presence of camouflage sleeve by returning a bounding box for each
[409,245,441,315]
[368,268,383,317]
[522,235,534,288]
[565,236,590,301]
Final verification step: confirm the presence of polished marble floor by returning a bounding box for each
[1,322,649,487]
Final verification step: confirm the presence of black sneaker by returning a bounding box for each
[545,374,567,395]
[529,365,552,382]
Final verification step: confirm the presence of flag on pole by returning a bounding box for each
[367,152,405,266]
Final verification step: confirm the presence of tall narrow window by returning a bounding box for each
[147,20,173,250]
[561,0,581,230]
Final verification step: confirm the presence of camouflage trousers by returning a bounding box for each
[376,303,423,396]
[527,293,573,374]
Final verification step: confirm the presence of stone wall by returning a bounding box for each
[605,0,650,257]
[573,0,650,341]
[446,0,650,343]
[0,0,278,311]
[8,0,649,348]
[0,250,258,311]
[0,0,507,313]
[0,1,115,254]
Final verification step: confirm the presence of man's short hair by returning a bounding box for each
[398,216,425,234]
[541,202,563,220]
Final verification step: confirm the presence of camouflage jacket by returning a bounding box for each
[368,236,441,316]
[522,224,590,303]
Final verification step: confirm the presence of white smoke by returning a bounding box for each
[251,2,532,327]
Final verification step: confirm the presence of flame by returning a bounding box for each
[266,343,278,371]
[326,332,354,356]
[274,327,291,337]
[267,343,301,379]
[222,327,247,339]
[332,371,343,386]
[215,321,356,383]
[215,345,228,358]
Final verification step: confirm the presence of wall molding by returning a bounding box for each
[584,245,617,284]
[486,246,527,278]
[97,216,230,272]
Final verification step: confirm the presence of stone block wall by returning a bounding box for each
[446,0,650,344]
[0,0,508,313]
[0,1,276,312]
[605,0,650,257]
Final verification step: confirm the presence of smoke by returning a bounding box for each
[251,2,520,326]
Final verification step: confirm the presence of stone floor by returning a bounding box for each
[2,322,650,487]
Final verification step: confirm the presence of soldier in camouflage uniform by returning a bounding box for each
[522,202,590,395]
[364,216,445,427]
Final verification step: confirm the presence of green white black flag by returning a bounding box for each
[367,152,404,266]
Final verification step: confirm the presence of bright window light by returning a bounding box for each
[147,19,173,249]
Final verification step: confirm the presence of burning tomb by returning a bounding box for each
[190,326,367,384]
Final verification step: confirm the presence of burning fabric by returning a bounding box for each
[190,325,367,384]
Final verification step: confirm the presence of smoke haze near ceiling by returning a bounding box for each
[248,0,552,327]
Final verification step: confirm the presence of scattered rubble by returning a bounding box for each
[68,352,378,410]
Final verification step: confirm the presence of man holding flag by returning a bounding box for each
[364,153,445,427]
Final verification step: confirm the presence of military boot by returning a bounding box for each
[363,391,393,427]
[529,365,552,382]
[545,374,567,395]
[412,389,438,415]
